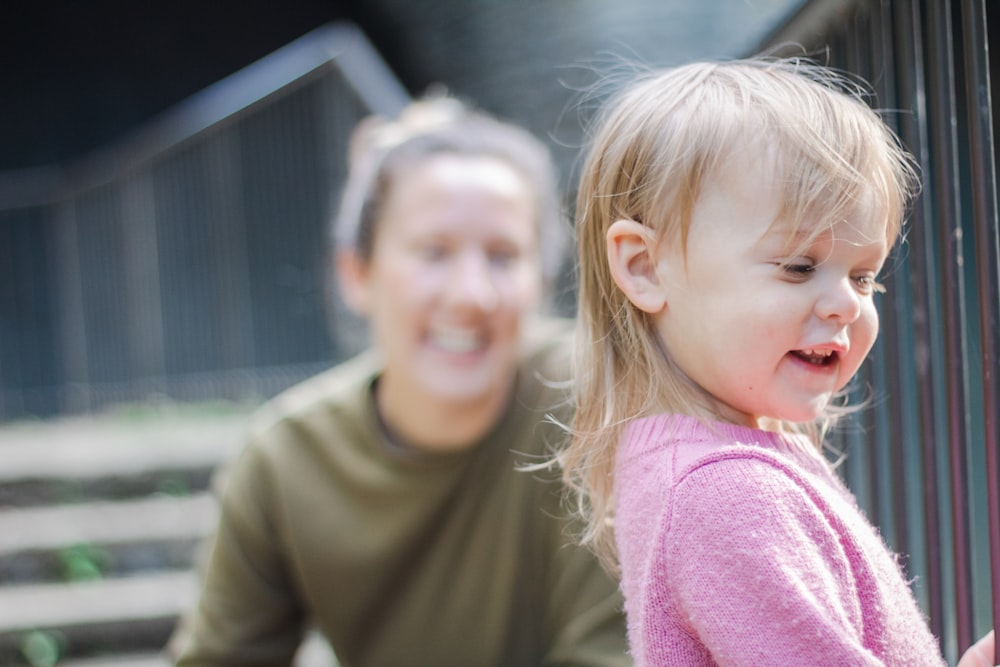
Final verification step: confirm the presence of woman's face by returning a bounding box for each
[346,153,543,425]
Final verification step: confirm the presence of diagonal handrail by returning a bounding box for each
[0,21,409,210]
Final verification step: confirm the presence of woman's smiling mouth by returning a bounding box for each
[428,326,487,354]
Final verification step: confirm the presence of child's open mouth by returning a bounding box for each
[790,348,838,366]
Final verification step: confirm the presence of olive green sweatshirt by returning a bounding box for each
[170,321,629,667]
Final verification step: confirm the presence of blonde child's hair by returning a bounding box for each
[564,57,919,572]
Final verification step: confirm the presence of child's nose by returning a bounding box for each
[815,277,862,323]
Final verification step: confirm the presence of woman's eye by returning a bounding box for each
[489,248,518,267]
[416,244,448,261]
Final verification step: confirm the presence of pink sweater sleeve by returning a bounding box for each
[656,456,944,665]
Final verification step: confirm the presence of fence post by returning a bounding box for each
[959,0,1000,660]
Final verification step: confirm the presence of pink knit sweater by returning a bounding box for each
[614,414,945,666]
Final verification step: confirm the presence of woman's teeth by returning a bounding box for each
[431,329,483,353]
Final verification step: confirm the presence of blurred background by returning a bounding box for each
[0,0,803,417]
[2,1,999,666]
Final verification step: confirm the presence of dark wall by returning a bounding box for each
[358,0,802,190]
[2,1,802,177]
[1,1,357,169]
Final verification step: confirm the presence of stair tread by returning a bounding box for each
[0,416,244,482]
[56,632,339,667]
[0,493,218,555]
[60,652,170,667]
[0,571,197,632]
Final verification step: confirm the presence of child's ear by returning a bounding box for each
[336,250,371,316]
[606,219,669,314]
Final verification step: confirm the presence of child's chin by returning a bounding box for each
[771,404,828,425]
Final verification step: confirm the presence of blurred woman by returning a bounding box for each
[169,95,629,667]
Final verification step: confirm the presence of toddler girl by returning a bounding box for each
[563,58,947,664]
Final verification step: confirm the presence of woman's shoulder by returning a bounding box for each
[243,350,380,447]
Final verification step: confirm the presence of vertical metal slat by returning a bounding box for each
[895,0,948,641]
[926,0,977,651]
[959,0,1000,659]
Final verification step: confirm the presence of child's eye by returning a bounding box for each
[778,261,815,280]
[854,274,887,294]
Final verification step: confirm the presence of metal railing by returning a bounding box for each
[762,0,999,662]
[0,22,410,420]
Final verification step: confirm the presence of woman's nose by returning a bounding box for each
[815,277,862,323]
[446,252,499,311]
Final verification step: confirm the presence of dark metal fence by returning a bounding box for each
[0,23,409,420]
[763,0,999,662]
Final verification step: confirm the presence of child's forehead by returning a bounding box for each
[692,148,785,222]
[705,142,894,244]
[705,141,784,198]
[757,213,891,256]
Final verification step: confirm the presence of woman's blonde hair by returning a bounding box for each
[563,57,919,572]
[333,93,566,283]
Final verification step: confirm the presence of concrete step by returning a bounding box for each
[52,630,341,667]
[0,494,217,583]
[0,571,341,666]
[0,572,196,665]
[0,415,243,508]
[0,571,197,634]
[60,652,169,667]
[0,494,217,556]
[0,414,245,475]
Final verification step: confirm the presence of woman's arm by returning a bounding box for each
[170,443,306,666]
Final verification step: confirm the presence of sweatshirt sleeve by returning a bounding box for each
[170,439,306,667]
[661,456,891,666]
